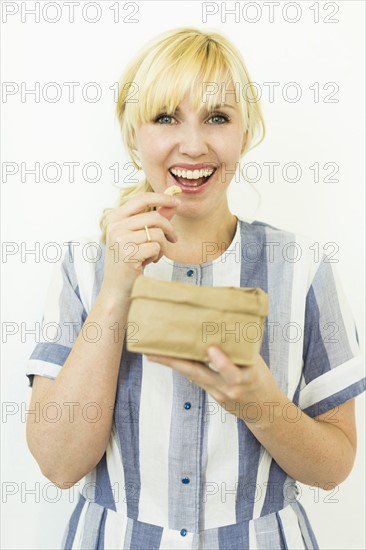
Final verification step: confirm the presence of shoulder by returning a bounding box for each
[238,217,314,244]
[237,217,323,286]
[237,217,318,255]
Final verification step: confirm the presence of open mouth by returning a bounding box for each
[169,167,216,188]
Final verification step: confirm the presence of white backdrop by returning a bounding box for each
[1,1,365,549]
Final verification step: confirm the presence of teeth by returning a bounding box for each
[170,167,215,179]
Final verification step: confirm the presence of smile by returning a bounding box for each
[170,168,215,179]
[168,166,217,190]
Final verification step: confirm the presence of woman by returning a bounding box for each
[26,28,365,549]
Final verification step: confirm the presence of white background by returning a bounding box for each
[1,1,365,548]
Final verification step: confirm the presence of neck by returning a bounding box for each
[164,206,238,264]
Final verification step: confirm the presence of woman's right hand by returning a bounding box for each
[100,192,180,301]
[27,193,180,487]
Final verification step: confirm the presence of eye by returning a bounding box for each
[154,113,176,124]
[207,112,230,124]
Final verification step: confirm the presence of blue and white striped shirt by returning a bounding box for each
[27,218,365,550]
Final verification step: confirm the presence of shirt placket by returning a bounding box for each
[169,265,205,537]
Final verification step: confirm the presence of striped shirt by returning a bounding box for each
[27,218,365,550]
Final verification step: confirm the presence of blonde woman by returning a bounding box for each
[26,28,365,549]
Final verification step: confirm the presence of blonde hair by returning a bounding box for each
[100,27,265,242]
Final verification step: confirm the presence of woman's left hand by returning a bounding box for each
[146,346,279,424]
[146,347,358,487]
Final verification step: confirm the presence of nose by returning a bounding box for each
[177,120,209,157]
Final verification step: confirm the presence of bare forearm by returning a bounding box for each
[243,389,356,488]
[147,346,358,491]
[26,291,129,487]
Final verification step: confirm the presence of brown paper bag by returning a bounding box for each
[126,275,269,365]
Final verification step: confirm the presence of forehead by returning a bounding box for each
[123,41,248,131]
[198,81,241,106]
[173,93,240,113]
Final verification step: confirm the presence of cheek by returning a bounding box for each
[139,136,171,168]
[215,133,242,185]
[216,129,243,156]
[218,144,241,168]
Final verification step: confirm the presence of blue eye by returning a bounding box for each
[154,113,175,124]
[208,113,230,124]
[153,111,230,124]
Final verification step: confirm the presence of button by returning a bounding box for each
[180,529,187,537]
[186,269,194,277]
[184,402,191,410]
[181,477,190,484]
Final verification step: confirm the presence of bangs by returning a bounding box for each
[117,28,264,163]
[124,36,245,126]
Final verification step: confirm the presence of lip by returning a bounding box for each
[169,163,217,170]
[167,169,216,195]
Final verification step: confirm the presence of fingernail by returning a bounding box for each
[207,361,219,372]
[207,346,221,361]
[172,198,181,205]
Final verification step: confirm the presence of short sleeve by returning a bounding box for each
[26,242,88,387]
[298,255,365,417]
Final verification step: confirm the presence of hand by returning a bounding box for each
[149,350,358,489]
[100,192,180,301]
[146,347,278,423]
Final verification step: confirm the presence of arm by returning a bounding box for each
[146,347,357,489]
[26,192,180,489]
[26,291,129,489]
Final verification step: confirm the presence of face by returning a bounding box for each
[133,89,246,219]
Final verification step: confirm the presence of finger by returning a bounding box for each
[141,247,161,268]
[106,227,167,267]
[146,354,219,387]
[143,228,173,257]
[123,241,161,268]
[157,203,180,221]
[106,226,156,251]
[207,346,245,386]
[123,211,178,243]
[113,192,180,218]
[130,227,172,256]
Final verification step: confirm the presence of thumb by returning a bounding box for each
[157,204,179,221]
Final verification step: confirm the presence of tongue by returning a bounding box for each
[174,176,206,186]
